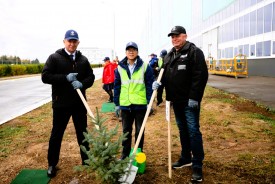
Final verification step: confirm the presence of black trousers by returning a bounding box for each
[121,109,146,157]
[157,84,164,103]
[48,106,89,166]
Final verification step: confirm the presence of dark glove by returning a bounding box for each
[152,81,161,90]
[71,80,83,89]
[66,73,78,82]
[188,99,198,108]
[115,106,120,118]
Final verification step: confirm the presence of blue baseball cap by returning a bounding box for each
[64,29,79,40]
[160,49,167,57]
[103,57,110,61]
[126,42,138,50]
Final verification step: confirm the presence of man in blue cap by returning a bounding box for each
[113,41,154,160]
[42,29,95,177]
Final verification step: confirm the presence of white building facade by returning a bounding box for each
[140,0,275,77]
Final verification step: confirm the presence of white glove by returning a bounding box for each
[152,81,161,90]
[66,73,78,82]
[71,80,83,89]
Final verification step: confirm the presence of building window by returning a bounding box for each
[234,19,239,40]
[239,16,244,38]
[257,7,264,34]
[238,45,244,55]
[256,42,262,57]
[244,13,250,37]
[250,10,256,36]
[218,25,223,43]
[250,44,255,56]
[264,4,272,33]
[273,41,275,55]
[263,40,271,56]
[234,47,238,56]
[244,44,249,56]
[224,47,233,58]
[251,0,257,6]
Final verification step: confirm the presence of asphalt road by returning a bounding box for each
[0,68,103,125]
[1,70,274,125]
[207,74,275,109]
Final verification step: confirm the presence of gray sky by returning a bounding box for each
[0,0,149,62]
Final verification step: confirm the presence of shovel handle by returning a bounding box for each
[132,68,164,154]
[76,89,95,119]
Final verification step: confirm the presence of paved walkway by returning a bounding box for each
[207,74,275,110]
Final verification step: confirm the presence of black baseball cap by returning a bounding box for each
[168,26,186,37]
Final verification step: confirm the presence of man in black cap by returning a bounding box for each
[42,29,95,177]
[153,26,208,182]
[113,41,154,160]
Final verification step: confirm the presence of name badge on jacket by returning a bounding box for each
[178,65,186,70]
[180,54,187,58]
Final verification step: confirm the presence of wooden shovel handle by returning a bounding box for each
[132,68,164,154]
[76,89,95,118]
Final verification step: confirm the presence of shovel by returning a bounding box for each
[166,101,172,178]
[119,68,164,184]
[76,89,100,130]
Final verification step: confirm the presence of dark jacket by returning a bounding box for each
[114,56,154,110]
[149,57,159,78]
[163,41,208,103]
[42,48,95,108]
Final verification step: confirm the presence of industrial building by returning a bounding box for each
[140,0,275,77]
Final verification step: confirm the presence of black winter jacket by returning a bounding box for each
[163,41,208,103]
[42,48,95,108]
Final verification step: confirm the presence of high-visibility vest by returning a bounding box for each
[118,63,148,106]
[158,57,163,68]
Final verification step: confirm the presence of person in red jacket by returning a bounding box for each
[102,57,115,102]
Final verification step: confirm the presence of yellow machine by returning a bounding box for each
[206,54,248,78]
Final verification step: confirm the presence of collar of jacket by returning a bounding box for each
[119,56,144,70]
[56,48,82,60]
[169,41,193,56]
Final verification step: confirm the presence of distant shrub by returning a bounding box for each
[26,64,40,74]
[11,65,26,76]
[0,65,12,77]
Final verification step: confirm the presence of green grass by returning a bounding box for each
[0,125,27,157]
[249,113,275,126]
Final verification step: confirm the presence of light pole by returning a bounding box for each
[113,10,116,60]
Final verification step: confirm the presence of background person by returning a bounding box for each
[148,53,159,79]
[102,56,115,102]
[156,49,167,106]
[114,41,154,160]
[153,26,208,182]
[41,29,95,177]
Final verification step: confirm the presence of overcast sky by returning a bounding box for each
[0,0,149,62]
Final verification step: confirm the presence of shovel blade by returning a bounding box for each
[119,164,138,184]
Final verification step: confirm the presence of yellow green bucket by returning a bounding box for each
[130,148,146,174]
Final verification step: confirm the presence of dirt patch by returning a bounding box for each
[0,80,274,184]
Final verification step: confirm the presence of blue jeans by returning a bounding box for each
[173,102,204,168]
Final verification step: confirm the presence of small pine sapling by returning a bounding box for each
[77,108,133,184]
